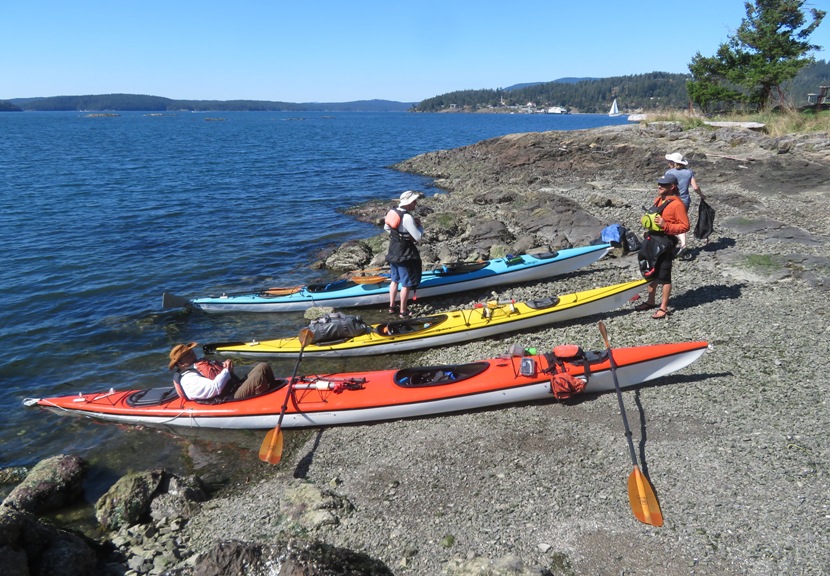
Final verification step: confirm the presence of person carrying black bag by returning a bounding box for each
[634,174,690,319]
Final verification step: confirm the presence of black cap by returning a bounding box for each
[657,174,678,186]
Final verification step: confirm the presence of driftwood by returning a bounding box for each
[707,153,755,162]
[703,120,766,130]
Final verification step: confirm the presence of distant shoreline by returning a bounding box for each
[0,94,415,114]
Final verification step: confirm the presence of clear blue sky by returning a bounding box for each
[3,0,828,103]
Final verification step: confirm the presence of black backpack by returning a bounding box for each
[694,199,715,240]
[622,228,641,254]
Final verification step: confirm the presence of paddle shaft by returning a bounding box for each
[598,322,638,466]
[611,357,640,468]
[260,328,313,464]
[598,321,662,526]
[275,329,313,429]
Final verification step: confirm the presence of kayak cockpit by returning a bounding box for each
[126,387,181,407]
[394,362,490,387]
[127,380,290,407]
[431,261,489,275]
[375,314,449,337]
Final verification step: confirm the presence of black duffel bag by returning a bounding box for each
[307,312,369,344]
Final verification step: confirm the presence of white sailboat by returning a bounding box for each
[609,98,621,117]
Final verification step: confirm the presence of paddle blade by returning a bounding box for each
[298,327,314,348]
[351,274,388,285]
[627,466,663,526]
[162,292,191,309]
[259,427,285,465]
[263,286,302,296]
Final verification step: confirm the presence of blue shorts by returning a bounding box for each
[389,261,421,288]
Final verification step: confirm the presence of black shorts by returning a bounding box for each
[653,252,673,283]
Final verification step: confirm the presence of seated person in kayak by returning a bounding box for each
[168,342,276,401]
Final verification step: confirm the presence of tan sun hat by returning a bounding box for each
[398,190,422,207]
[168,342,198,370]
[665,152,688,165]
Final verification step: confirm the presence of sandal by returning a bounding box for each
[388,307,397,315]
[634,302,657,312]
[652,308,669,319]
[399,310,414,319]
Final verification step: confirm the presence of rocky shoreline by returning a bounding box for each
[3,123,829,575]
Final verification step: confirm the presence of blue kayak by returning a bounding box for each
[162,244,611,313]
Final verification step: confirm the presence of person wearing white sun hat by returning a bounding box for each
[384,190,425,318]
[664,152,704,255]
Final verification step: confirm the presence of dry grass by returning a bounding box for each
[640,109,830,136]
[751,110,830,136]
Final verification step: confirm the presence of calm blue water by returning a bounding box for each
[0,111,628,493]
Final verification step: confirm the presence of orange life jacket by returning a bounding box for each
[193,359,224,379]
[172,360,225,400]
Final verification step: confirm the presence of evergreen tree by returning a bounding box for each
[688,0,825,112]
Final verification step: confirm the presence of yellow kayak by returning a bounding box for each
[203,279,647,358]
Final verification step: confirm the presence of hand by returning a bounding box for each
[654,215,664,227]
[223,359,233,371]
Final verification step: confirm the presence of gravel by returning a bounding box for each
[181,125,830,576]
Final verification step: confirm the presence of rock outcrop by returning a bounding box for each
[1,455,106,576]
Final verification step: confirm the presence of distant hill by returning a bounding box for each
[415,63,830,113]
[3,62,826,114]
[2,94,415,113]
[416,73,691,113]
[504,78,598,91]
[0,100,22,112]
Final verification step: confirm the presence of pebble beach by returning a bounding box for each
[169,124,830,576]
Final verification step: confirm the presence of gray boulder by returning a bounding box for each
[191,538,393,576]
[3,454,87,515]
[0,506,103,576]
[96,469,207,532]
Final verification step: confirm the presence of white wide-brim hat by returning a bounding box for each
[398,190,421,207]
[665,152,688,165]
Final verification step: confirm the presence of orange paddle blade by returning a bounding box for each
[263,286,302,296]
[351,275,387,285]
[258,427,285,464]
[627,466,663,526]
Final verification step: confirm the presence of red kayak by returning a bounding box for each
[26,341,708,430]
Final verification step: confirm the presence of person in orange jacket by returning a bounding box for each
[634,174,689,319]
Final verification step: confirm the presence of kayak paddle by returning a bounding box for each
[598,321,664,527]
[259,328,314,465]
[162,292,191,309]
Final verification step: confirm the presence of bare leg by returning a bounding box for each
[660,283,672,311]
[389,281,399,310]
[645,280,658,305]
[399,286,411,314]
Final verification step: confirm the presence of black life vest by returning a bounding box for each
[386,208,420,263]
